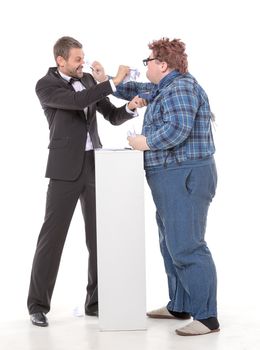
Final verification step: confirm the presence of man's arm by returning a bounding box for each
[91,61,156,101]
[127,86,199,152]
[146,87,198,150]
[36,65,130,111]
[97,95,146,126]
[36,77,113,111]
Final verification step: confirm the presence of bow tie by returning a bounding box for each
[69,77,82,84]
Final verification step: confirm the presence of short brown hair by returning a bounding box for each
[148,38,188,74]
[53,36,82,62]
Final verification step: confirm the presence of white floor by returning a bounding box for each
[1,304,260,350]
[1,183,260,350]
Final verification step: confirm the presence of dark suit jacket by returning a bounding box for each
[36,67,133,181]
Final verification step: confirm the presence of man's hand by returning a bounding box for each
[127,135,150,151]
[128,96,147,111]
[112,65,130,86]
[91,61,108,82]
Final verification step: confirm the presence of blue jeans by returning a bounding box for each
[146,157,218,320]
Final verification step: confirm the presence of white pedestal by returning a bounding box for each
[94,149,146,331]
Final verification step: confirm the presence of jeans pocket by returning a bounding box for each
[209,163,218,199]
[184,169,194,195]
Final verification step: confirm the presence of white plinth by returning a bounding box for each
[94,149,146,331]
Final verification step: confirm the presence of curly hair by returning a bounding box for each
[148,38,188,74]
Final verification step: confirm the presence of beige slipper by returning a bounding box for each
[175,320,220,336]
[146,307,177,319]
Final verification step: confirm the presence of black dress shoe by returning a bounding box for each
[85,309,98,317]
[30,312,48,327]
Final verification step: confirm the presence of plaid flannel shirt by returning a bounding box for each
[114,70,215,168]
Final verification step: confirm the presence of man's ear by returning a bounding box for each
[160,61,168,73]
[56,56,65,67]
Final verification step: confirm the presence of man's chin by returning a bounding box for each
[77,70,84,78]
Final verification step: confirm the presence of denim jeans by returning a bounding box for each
[146,157,218,320]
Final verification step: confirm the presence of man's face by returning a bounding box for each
[58,48,85,78]
[145,53,162,84]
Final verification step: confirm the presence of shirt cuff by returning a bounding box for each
[109,79,116,92]
[125,104,138,116]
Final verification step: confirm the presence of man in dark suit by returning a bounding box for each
[27,36,144,327]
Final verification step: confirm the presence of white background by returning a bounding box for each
[0,0,259,320]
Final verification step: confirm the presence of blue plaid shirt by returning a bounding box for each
[114,70,215,168]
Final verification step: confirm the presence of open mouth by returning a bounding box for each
[76,66,84,76]
[75,65,83,73]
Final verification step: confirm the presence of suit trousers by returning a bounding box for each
[27,151,98,315]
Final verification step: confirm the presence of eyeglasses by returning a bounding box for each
[142,57,158,66]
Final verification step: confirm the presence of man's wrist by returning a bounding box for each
[126,104,138,116]
[112,77,120,86]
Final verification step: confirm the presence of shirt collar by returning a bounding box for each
[158,70,182,90]
[58,70,71,82]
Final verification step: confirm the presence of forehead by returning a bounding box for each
[68,47,84,59]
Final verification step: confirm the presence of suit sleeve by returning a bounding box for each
[96,97,134,125]
[36,77,114,110]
